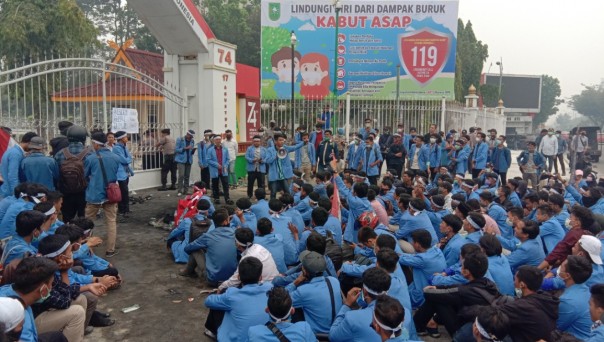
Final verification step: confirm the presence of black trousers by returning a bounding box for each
[62,192,86,222]
[495,170,507,186]
[160,154,177,186]
[413,295,461,336]
[39,331,68,342]
[118,179,129,214]
[471,168,482,179]
[201,167,211,189]
[368,175,379,185]
[390,163,404,179]
[247,171,265,198]
[554,153,566,175]
[212,176,230,200]
[91,266,119,277]
[205,309,225,336]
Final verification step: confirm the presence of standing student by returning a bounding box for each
[1,132,36,198]
[386,133,406,179]
[471,132,488,179]
[316,130,338,171]
[49,121,73,156]
[20,137,58,191]
[490,135,511,185]
[407,136,428,176]
[222,129,239,188]
[156,128,177,191]
[197,130,214,190]
[112,131,134,218]
[359,136,383,185]
[554,130,568,176]
[245,135,268,198]
[207,135,233,205]
[517,142,545,190]
[294,132,315,183]
[539,128,558,173]
[175,129,196,196]
[265,134,304,199]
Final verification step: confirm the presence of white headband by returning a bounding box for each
[235,237,252,248]
[431,198,443,209]
[213,135,222,141]
[372,312,402,339]
[43,241,71,258]
[269,209,281,218]
[467,216,482,230]
[92,139,105,146]
[253,138,261,142]
[115,133,127,140]
[408,203,420,213]
[269,306,293,323]
[363,284,387,297]
[461,182,474,189]
[44,206,56,216]
[474,317,501,342]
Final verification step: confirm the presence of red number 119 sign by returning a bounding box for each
[398,28,451,86]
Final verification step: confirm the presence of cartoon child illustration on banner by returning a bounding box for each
[271,47,301,98]
[299,52,330,100]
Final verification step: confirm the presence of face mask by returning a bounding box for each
[496,140,502,145]
[455,145,461,150]
[548,132,554,136]
[556,134,560,138]
[37,284,51,303]
[397,129,403,133]
[506,218,513,226]
[476,138,481,143]
[410,134,416,139]
[324,137,330,141]
[356,290,368,308]
[354,140,360,145]
[514,288,523,298]
[365,124,372,129]
[430,138,436,144]
[565,218,572,229]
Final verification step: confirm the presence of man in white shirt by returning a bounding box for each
[223,129,239,189]
[218,227,279,292]
[538,128,558,173]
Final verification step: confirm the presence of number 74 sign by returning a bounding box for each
[398,28,451,86]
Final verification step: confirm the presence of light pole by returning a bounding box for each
[496,58,503,101]
[290,30,297,139]
[332,0,342,122]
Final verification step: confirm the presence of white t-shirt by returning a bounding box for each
[222,139,238,162]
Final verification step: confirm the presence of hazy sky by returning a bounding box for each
[458,0,604,110]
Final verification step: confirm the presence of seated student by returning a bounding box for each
[479,192,512,238]
[272,233,337,286]
[329,268,391,342]
[285,251,343,334]
[463,212,486,244]
[523,192,540,222]
[280,193,305,235]
[368,188,389,227]
[218,228,279,292]
[539,205,594,271]
[313,171,328,198]
[499,206,524,250]
[431,243,494,287]
[504,220,546,274]
[0,184,48,239]
[587,283,604,341]
[535,204,566,254]
[372,295,414,342]
[557,256,593,340]
[46,191,65,233]
[247,287,316,342]
[549,193,570,230]
[398,229,447,308]
[318,197,343,245]
[357,212,404,255]
[291,179,304,205]
[471,306,510,342]
[183,209,238,286]
[297,207,332,253]
[55,223,119,278]
[255,218,287,274]
[295,184,314,223]
[0,182,30,225]
[426,195,449,240]
[331,164,372,244]
[230,198,257,232]
[32,202,60,248]
[438,214,467,267]
[250,188,270,220]
[266,199,298,266]
[0,257,68,342]
[191,181,216,217]
[168,199,213,264]
[506,179,523,208]
[203,257,273,341]
[414,251,499,338]
[478,235,515,296]
[35,235,88,341]
[395,198,438,253]
[1,210,44,267]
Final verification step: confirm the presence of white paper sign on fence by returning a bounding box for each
[111,108,139,134]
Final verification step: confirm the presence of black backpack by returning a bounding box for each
[189,217,212,241]
[59,147,90,194]
[325,230,343,272]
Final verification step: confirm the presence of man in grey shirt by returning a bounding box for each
[156,128,177,190]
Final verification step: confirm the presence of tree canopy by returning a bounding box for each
[455,19,489,102]
[533,75,563,127]
[570,83,604,129]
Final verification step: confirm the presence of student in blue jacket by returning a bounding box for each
[204,257,272,342]
[0,132,36,198]
[479,234,515,296]
[373,295,418,342]
[245,135,268,198]
[20,137,58,191]
[206,135,232,204]
[346,134,365,170]
[0,186,44,240]
[557,256,593,340]
[503,219,545,274]
[254,218,288,274]
[265,134,304,199]
[332,168,371,244]
[439,214,468,267]
[517,141,545,190]
[471,133,489,178]
[490,135,512,185]
[230,198,257,232]
[174,129,196,196]
[251,188,270,220]
[359,136,383,185]
[112,131,134,216]
[427,134,442,178]
[408,136,429,174]
[536,204,566,254]
[479,192,513,239]
[247,287,316,342]
[167,199,213,264]
[587,284,604,342]
[450,139,471,176]
[1,210,44,267]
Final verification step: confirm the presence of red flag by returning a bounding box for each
[331,178,341,220]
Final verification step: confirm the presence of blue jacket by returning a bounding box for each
[286,276,343,333]
[487,255,515,296]
[346,142,365,170]
[471,142,489,169]
[426,209,449,240]
[112,142,134,181]
[20,152,58,191]
[73,244,110,272]
[0,285,38,342]
[374,225,404,255]
[587,325,604,342]
[399,247,447,308]
[440,141,452,167]
[1,235,37,267]
[557,284,592,340]
[517,150,545,174]
[251,199,270,220]
[255,234,287,274]
[395,211,438,246]
[197,140,212,167]
[454,145,471,175]
[359,145,383,177]
[283,207,306,235]
[167,214,213,263]
[408,144,429,171]
[269,215,298,265]
[295,196,313,223]
[245,145,269,173]
[248,321,316,342]
[324,215,343,245]
[566,185,604,215]
[360,128,376,140]
[184,226,238,283]
[84,148,122,204]
[266,142,304,182]
[508,191,522,208]
[487,203,513,239]
[0,145,24,197]
[490,146,512,173]
[442,233,468,267]
[273,256,337,287]
[175,136,195,164]
[205,282,273,342]
[427,143,441,168]
[389,266,417,340]
[0,195,17,224]
[505,238,545,274]
[0,199,35,239]
[329,301,381,342]
[230,211,257,232]
[335,176,371,243]
[206,145,230,178]
[539,217,566,254]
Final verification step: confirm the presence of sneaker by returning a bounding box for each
[427,327,441,338]
[85,326,94,335]
[204,329,216,339]
[179,269,197,278]
[105,250,119,258]
[169,185,177,190]
[177,192,182,196]
[157,186,168,191]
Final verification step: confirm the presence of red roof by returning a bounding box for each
[236,63,259,98]
[124,49,164,82]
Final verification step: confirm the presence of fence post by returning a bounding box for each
[102,61,108,130]
[346,93,351,143]
[182,87,188,137]
[440,97,446,132]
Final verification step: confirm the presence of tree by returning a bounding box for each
[479,84,499,107]
[534,75,563,127]
[455,19,489,102]
[570,83,604,128]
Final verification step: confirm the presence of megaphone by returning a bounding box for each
[277,147,288,159]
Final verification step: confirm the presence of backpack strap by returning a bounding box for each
[75,147,90,160]
[265,322,291,342]
[96,151,109,187]
[324,276,336,323]
[62,147,74,159]
[473,287,496,304]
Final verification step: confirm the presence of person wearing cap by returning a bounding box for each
[517,141,545,189]
[196,129,214,190]
[206,135,233,205]
[286,250,343,334]
[538,128,558,173]
[572,169,588,189]
[175,129,196,196]
[265,134,304,199]
[83,132,123,258]
[0,131,37,199]
[156,128,177,191]
[245,135,269,198]
[554,130,568,176]
[112,131,134,217]
[0,184,47,240]
[329,268,391,341]
[203,256,273,341]
[20,137,58,191]
[0,297,26,341]
[346,133,365,171]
